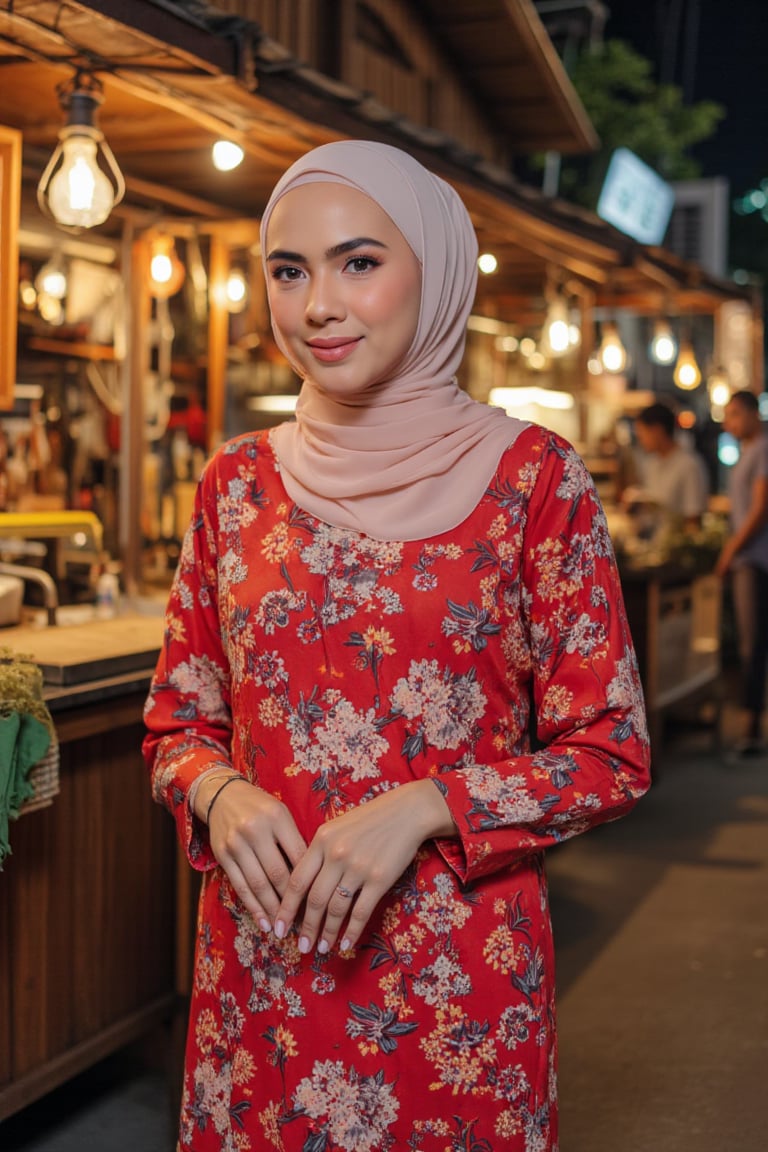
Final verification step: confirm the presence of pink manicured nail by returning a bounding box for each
[274,919,286,939]
[298,935,311,954]
[317,939,329,955]
[340,938,352,953]
[259,918,271,933]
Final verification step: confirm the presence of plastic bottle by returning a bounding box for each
[95,567,120,619]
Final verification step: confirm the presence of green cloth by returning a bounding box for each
[0,647,54,868]
[0,711,51,866]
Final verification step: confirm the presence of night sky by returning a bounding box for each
[603,0,767,195]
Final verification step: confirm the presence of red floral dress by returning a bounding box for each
[143,424,650,1152]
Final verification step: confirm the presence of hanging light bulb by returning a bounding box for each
[35,252,68,300]
[150,234,186,298]
[477,253,498,275]
[225,268,248,313]
[648,318,677,365]
[543,295,570,356]
[37,72,125,230]
[212,140,245,171]
[673,339,702,390]
[598,321,627,374]
[708,366,731,420]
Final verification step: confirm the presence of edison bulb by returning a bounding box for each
[213,140,244,171]
[47,135,115,228]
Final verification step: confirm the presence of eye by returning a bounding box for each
[270,264,304,282]
[344,255,381,274]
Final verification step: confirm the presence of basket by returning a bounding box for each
[20,734,60,816]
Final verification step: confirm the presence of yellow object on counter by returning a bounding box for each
[0,511,104,551]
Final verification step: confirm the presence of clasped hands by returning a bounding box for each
[195,774,455,956]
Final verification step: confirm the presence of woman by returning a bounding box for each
[144,140,650,1152]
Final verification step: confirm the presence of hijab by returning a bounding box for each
[259,139,527,541]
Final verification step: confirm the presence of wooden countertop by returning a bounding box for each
[0,612,165,685]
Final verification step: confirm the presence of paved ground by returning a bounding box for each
[549,707,768,1151]
[3,702,767,1151]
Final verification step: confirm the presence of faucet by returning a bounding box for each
[0,562,58,626]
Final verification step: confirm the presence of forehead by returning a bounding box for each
[266,181,407,247]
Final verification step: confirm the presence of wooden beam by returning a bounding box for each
[71,0,237,77]
[122,175,237,219]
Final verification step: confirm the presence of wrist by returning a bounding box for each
[410,778,457,839]
[193,771,240,823]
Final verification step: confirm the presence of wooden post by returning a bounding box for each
[207,235,229,453]
[0,126,21,411]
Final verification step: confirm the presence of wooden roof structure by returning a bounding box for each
[0,0,752,320]
[393,0,599,156]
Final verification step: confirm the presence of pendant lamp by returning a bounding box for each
[37,72,125,230]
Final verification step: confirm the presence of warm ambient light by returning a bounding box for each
[708,368,731,419]
[246,395,300,413]
[225,269,248,312]
[489,386,575,411]
[35,254,68,299]
[597,321,627,374]
[649,319,677,365]
[212,140,245,171]
[477,253,498,274]
[37,72,125,229]
[673,339,702,390]
[543,296,570,356]
[150,235,186,298]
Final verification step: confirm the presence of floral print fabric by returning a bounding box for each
[143,424,650,1151]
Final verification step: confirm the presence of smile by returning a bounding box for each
[306,337,362,363]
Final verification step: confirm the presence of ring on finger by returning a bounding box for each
[336,885,353,899]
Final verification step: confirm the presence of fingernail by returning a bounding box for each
[298,935,311,954]
[340,938,352,953]
[317,939,329,955]
[259,918,271,934]
[275,919,286,940]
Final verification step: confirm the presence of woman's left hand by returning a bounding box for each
[273,779,456,956]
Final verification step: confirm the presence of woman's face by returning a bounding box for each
[265,182,422,396]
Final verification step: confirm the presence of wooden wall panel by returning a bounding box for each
[213,0,321,62]
[212,0,505,164]
[0,694,176,1120]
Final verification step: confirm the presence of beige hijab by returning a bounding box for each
[260,140,527,541]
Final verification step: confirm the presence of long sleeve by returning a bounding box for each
[143,459,235,870]
[432,433,651,884]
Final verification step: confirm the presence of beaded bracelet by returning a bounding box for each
[205,774,244,825]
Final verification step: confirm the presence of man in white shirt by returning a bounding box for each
[631,401,709,529]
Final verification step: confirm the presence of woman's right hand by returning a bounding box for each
[195,775,308,929]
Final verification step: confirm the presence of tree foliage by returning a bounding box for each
[553,40,725,209]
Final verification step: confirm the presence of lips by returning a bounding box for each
[306,336,361,363]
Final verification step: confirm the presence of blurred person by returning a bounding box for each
[716,389,768,755]
[626,401,709,530]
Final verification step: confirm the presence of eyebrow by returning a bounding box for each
[266,237,388,263]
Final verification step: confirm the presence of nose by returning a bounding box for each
[304,268,345,325]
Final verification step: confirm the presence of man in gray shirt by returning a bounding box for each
[716,390,768,755]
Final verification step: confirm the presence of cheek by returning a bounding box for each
[363,273,421,335]
[267,289,299,337]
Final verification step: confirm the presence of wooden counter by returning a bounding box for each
[0,615,178,1121]
[0,613,165,687]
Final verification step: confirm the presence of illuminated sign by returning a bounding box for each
[597,147,675,245]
